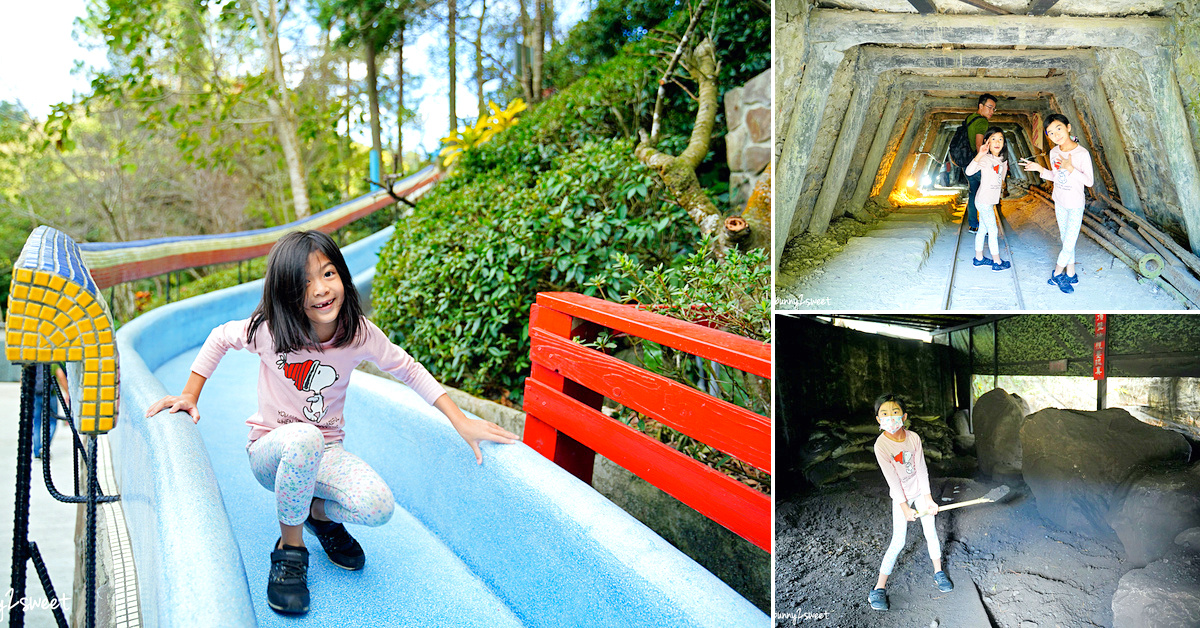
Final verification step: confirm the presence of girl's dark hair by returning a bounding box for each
[874,393,907,415]
[983,126,1006,156]
[1044,113,1071,132]
[247,230,363,354]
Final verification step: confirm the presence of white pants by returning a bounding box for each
[1055,205,1085,268]
[975,203,1000,260]
[879,499,941,576]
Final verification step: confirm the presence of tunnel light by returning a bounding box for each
[921,175,931,186]
[907,179,916,188]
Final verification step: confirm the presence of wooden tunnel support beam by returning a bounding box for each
[775,11,1196,270]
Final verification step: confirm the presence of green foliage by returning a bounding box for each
[543,0,681,88]
[373,138,700,400]
[611,240,771,342]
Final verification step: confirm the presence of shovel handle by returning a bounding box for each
[926,497,990,514]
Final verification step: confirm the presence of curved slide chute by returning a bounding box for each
[114,227,768,627]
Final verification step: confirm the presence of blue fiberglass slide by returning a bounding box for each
[111,226,768,627]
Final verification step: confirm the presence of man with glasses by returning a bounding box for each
[965,94,998,233]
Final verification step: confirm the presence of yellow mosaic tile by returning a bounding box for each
[7,229,120,435]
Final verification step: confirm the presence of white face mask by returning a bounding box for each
[879,414,904,434]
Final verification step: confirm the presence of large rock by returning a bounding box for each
[973,388,1029,477]
[1111,538,1200,628]
[1108,462,1200,567]
[1020,408,1191,535]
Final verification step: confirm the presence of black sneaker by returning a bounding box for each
[268,540,310,614]
[868,587,888,611]
[934,570,954,592]
[305,515,365,570]
[969,227,979,234]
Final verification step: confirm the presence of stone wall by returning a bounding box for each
[1174,1,1200,176]
[724,68,772,210]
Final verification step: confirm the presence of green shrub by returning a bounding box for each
[372,138,701,400]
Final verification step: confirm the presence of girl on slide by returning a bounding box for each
[1021,113,1094,293]
[146,230,518,615]
[965,127,1010,272]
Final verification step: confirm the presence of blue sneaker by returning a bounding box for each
[868,587,888,611]
[1067,273,1078,284]
[973,256,993,267]
[1053,273,1074,294]
[991,259,1011,271]
[934,570,954,592]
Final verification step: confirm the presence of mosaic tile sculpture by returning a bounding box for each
[6,226,118,433]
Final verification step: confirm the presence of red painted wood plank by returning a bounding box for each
[535,292,770,378]
[529,328,770,473]
[525,303,598,483]
[523,378,770,551]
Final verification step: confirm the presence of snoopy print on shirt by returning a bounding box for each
[894,451,915,476]
[277,355,340,422]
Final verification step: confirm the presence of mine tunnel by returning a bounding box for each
[774,314,1200,627]
[773,1,1200,310]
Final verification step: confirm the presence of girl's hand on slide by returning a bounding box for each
[454,418,519,465]
[145,394,201,423]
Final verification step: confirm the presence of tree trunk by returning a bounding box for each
[448,0,457,135]
[635,38,726,252]
[366,37,382,162]
[246,0,310,219]
[476,0,487,119]
[345,56,351,197]
[545,0,556,47]
[518,0,532,101]
[532,0,544,102]
[395,24,404,173]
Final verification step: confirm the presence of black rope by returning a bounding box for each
[86,435,98,628]
[27,541,70,628]
[43,371,118,504]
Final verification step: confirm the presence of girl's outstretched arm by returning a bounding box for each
[433,394,519,464]
[145,372,208,424]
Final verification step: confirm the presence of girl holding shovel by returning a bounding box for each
[868,394,953,612]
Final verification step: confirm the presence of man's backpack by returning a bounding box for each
[948,113,981,168]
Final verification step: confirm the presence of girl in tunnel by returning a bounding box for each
[868,394,952,612]
[1022,114,1094,293]
[965,127,1010,272]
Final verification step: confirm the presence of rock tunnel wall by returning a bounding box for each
[774,4,1200,272]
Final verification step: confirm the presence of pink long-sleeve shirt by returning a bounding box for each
[1041,144,1094,209]
[965,154,1008,208]
[190,317,446,444]
[874,430,932,504]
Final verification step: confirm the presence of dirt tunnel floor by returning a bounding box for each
[775,473,1127,627]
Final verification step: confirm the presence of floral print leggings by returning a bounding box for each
[247,422,396,527]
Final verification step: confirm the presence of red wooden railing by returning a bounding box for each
[522,292,771,551]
